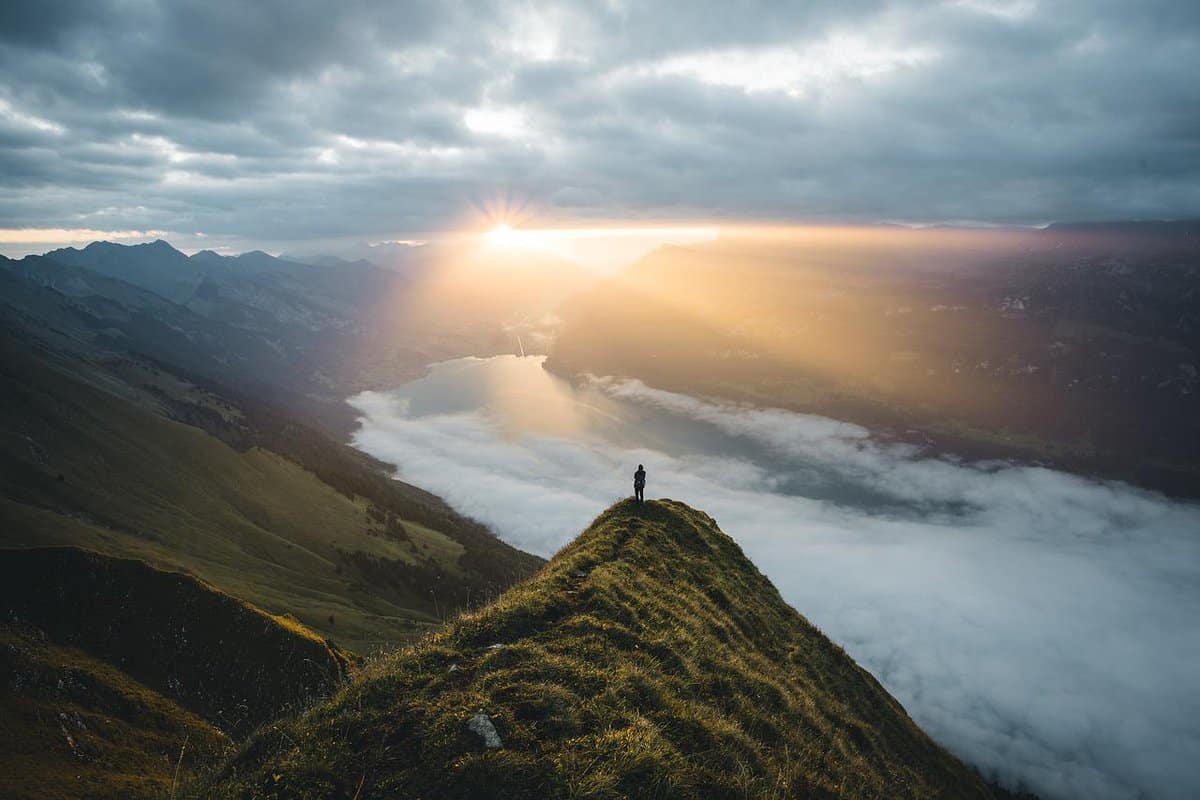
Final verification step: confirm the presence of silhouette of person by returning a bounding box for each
[633,464,646,503]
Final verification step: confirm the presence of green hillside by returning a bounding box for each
[204,500,996,799]
[0,547,351,736]
[0,330,540,653]
[0,547,351,800]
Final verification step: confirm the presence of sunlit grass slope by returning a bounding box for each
[205,499,996,799]
[0,334,538,652]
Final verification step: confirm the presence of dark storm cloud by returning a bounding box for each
[0,0,1198,250]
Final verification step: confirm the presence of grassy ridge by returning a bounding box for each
[205,500,995,799]
[0,547,351,737]
[0,546,356,800]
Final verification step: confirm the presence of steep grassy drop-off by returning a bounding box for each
[0,547,351,737]
[0,547,356,800]
[0,624,229,800]
[205,500,996,799]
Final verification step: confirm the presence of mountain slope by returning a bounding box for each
[0,547,351,736]
[3,238,594,436]
[205,500,995,799]
[0,547,353,800]
[0,321,540,652]
[1,624,228,800]
[46,239,202,303]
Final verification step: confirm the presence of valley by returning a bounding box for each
[546,223,1200,497]
[3,226,1198,799]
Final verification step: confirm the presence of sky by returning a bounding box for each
[2,0,1199,255]
[349,356,1200,800]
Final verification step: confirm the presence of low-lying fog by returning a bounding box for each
[349,355,1200,800]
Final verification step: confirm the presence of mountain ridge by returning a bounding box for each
[0,546,351,737]
[0,546,353,800]
[203,499,1000,799]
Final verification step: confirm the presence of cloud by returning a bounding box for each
[1,1,1199,252]
[0,226,166,244]
[349,359,1200,800]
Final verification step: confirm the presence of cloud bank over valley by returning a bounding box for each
[349,356,1200,800]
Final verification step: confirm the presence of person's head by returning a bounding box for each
[638,464,644,470]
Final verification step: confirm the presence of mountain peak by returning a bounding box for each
[205,499,995,799]
[77,238,183,256]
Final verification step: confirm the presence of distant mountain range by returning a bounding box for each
[1,238,592,435]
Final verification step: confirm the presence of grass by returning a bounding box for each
[202,499,998,799]
[0,545,359,800]
[0,547,352,739]
[0,624,229,800]
[0,334,539,653]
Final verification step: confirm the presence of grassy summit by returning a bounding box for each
[207,499,995,799]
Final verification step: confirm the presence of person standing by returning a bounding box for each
[633,464,646,503]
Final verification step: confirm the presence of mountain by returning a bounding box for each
[45,239,202,303]
[0,547,350,800]
[2,237,594,435]
[277,252,380,271]
[0,246,371,434]
[203,500,999,799]
[0,283,540,652]
[547,225,1200,496]
[1042,218,1200,243]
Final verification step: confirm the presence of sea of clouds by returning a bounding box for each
[350,374,1200,799]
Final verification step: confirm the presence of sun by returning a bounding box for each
[485,222,519,247]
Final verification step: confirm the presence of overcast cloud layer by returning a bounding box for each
[2,0,1199,253]
[350,358,1200,800]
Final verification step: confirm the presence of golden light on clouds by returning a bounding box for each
[0,227,167,244]
[476,222,721,270]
